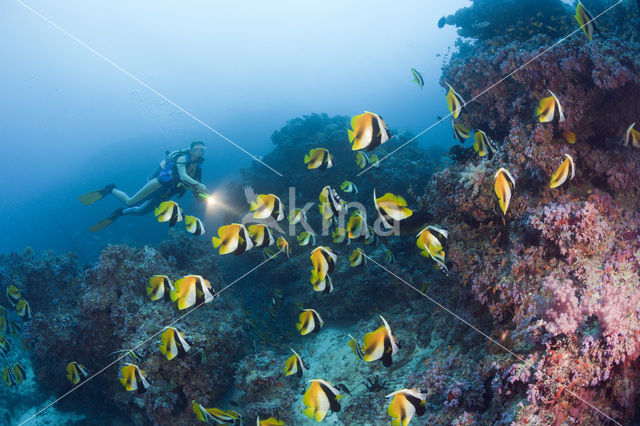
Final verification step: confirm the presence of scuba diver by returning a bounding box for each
[79,141,208,232]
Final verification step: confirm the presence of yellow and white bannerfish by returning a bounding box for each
[374,190,413,230]
[310,246,337,291]
[2,366,16,386]
[494,168,516,215]
[296,309,324,336]
[16,299,31,320]
[212,224,253,255]
[192,400,241,424]
[385,249,396,264]
[11,363,26,385]
[159,326,191,360]
[319,186,344,218]
[302,379,343,422]
[416,225,448,272]
[340,181,358,194]
[348,334,364,360]
[277,236,291,257]
[331,228,349,245]
[249,193,285,221]
[0,335,10,356]
[185,215,206,236]
[348,248,366,267]
[304,148,334,170]
[347,211,370,241]
[624,123,640,148]
[283,348,307,377]
[348,111,391,151]
[386,388,427,426]
[297,231,316,246]
[6,285,21,306]
[170,275,215,310]
[362,315,400,367]
[355,151,380,169]
[364,226,377,245]
[445,83,465,119]
[66,361,89,385]
[289,208,308,225]
[257,416,285,426]
[536,89,566,123]
[146,275,175,301]
[119,363,151,393]
[451,119,471,143]
[473,130,496,158]
[575,0,600,41]
[154,201,184,227]
[550,154,576,188]
[248,224,275,248]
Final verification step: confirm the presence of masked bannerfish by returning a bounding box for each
[364,226,377,246]
[185,215,206,236]
[411,68,424,89]
[536,89,566,123]
[575,0,601,41]
[348,334,364,360]
[2,366,15,386]
[6,285,21,306]
[297,231,316,246]
[494,168,516,215]
[249,194,285,221]
[304,148,334,170]
[348,111,391,151]
[331,228,349,245]
[349,248,366,267]
[159,326,191,360]
[283,348,307,377]
[346,211,370,241]
[119,363,150,393]
[302,379,343,422]
[550,154,576,188]
[11,363,26,385]
[445,83,465,119]
[296,309,324,336]
[362,315,400,367]
[66,361,89,385]
[386,388,427,426]
[154,201,184,227]
[212,224,254,255]
[416,225,448,272]
[289,208,308,225]
[451,119,471,143]
[340,181,358,194]
[310,246,337,287]
[374,190,413,230]
[319,186,344,218]
[192,400,241,424]
[277,236,291,257]
[170,275,215,310]
[473,130,496,158]
[248,224,276,248]
[624,123,640,148]
[146,275,175,301]
[16,299,31,320]
[356,151,380,169]
[0,335,10,356]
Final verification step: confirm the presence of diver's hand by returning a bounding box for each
[196,183,207,193]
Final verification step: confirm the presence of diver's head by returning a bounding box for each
[190,140,206,161]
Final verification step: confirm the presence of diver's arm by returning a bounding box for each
[176,156,205,189]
